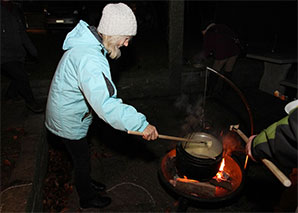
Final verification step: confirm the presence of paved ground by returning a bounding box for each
[1,31,297,212]
[1,93,47,212]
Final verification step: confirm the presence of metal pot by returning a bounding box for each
[175,132,223,181]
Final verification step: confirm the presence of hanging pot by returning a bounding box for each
[175,132,223,181]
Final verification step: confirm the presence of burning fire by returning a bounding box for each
[216,158,225,179]
[176,176,199,183]
[215,158,230,182]
[175,158,228,183]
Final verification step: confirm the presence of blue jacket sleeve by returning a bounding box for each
[77,54,149,132]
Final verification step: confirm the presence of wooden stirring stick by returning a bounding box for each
[127,131,212,148]
[230,124,292,187]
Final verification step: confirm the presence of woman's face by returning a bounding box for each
[117,36,132,48]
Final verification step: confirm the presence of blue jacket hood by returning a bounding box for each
[63,20,100,51]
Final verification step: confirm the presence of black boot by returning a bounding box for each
[91,179,106,191]
[80,195,111,209]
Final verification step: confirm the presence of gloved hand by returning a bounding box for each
[142,124,158,141]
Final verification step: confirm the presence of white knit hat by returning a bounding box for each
[97,3,137,36]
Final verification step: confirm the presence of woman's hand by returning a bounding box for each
[246,135,257,162]
[142,124,158,141]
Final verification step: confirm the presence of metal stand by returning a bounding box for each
[205,67,254,135]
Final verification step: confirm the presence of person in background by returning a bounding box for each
[246,99,298,212]
[45,3,158,209]
[201,21,241,95]
[1,0,43,113]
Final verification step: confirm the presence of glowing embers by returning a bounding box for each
[174,158,230,185]
[160,149,243,200]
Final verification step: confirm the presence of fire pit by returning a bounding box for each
[158,148,244,210]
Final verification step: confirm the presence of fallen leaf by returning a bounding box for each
[4,159,11,166]
[60,207,69,213]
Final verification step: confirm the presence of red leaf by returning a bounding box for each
[4,159,11,166]
[60,207,69,213]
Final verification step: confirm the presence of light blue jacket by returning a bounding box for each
[45,20,148,140]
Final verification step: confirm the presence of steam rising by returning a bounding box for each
[221,131,245,157]
[175,94,245,156]
[174,94,206,135]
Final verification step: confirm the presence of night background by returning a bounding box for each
[18,0,297,85]
[1,0,297,212]
[22,0,297,50]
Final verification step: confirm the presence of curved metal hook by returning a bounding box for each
[206,67,254,135]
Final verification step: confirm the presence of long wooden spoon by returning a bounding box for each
[127,130,212,148]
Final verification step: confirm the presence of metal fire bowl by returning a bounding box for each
[158,149,245,204]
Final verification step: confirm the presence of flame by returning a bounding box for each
[216,158,226,179]
[175,158,227,183]
[219,158,225,171]
[176,176,199,183]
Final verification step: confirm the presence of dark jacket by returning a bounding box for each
[252,107,298,171]
[203,24,240,60]
[1,1,37,64]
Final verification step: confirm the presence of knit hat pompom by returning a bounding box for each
[97,3,137,36]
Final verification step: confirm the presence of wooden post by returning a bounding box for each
[168,0,184,94]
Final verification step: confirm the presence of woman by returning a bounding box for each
[45,3,158,209]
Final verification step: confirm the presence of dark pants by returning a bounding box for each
[1,61,35,103]
[60,136,97,202]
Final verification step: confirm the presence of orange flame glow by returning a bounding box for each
[219,158,225,171]
[175,158,227,183]
[216,158,226,179]
[176,176,199,183]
